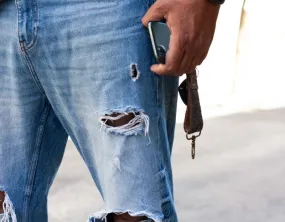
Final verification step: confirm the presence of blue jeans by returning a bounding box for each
[0,0,179,221]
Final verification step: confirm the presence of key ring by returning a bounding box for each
[186,131,201,140]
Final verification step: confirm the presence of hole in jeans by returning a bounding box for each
[100,111,149,136]
[102,113,137,127]
[109,212,149,222]
[130,64,140,81]
[0,190,17,221]
[88,209,158,222]
[0,191,4,214]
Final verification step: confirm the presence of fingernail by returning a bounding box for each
[150,65,156,72]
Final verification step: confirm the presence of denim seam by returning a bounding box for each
[20,41,46,97]
[157,99,164,221]
[22,102,51,222]
[153,60,165,219]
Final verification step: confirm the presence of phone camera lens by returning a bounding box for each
[157,46,166,57]
[157,46,166,64]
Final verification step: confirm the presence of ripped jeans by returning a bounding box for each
[0,0,179,221]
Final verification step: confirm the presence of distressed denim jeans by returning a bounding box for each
[0,0,179,221]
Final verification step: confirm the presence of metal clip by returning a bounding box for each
[186,131,201,159]
[191,135,196,159]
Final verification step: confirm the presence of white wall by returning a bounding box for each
[177,0,285,122]
[177,0,245,122]
[233,0,285,110]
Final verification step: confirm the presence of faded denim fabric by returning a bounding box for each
[0,0,179,221]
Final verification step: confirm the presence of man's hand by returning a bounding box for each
[142,0,220,76]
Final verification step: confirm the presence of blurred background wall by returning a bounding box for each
[177,0,285,122]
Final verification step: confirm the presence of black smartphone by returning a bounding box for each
[148,21,170,64]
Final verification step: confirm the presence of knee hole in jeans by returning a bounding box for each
[99,110,150,136]
[0,190,17,221]
[102,113,137,127]
[0,191,4,213]
[108,212,149,222]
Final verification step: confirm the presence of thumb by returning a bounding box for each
[142,2,167,27]
[151,64,168,75]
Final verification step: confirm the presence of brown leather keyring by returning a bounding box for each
[182,70,203,159]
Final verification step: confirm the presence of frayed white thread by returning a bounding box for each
[0,194,17,222]
[100,113,128,132]
[100,112,150,136]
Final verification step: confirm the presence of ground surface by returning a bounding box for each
[49,109,285,222]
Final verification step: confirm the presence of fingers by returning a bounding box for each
[142,1,168,27]
[151,32,186,75]
[182,55,195,74]
[180,46,195,73]
[143,1,191,76]
[142,0,219,76]
[197,51,209,66]
[180,34,206,73]
[186,51,208,73]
